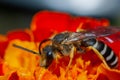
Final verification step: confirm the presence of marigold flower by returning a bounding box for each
[0,10,120,80]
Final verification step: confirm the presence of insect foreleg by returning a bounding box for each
[66,47,76,74]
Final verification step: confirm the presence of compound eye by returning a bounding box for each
[39,39,52,55]
[39,39,54,67]
[43,45,54,68]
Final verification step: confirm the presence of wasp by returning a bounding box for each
[13,27,120,69]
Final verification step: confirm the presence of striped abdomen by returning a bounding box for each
[81,38,118,68]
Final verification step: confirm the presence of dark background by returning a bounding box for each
[0,0,120,34]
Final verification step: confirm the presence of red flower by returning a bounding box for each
[30,11,71,42]
[0,10,120,80]
[30,10,109,42]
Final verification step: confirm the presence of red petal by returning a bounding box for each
[68,17,92,31]
[96,74,109,80]
[0,59,4,76]
[98,64,120,80]
[30,10,71,42]
[100,18,110,26]
[0,41,8,58]
[8,72,19,80]
[31,10,71,32]
[69,17,109,31]
[80,19,108,30]
[32,30,53,42]
[48,56,69,76]
[7,30,31,41]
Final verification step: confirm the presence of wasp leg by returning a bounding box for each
[65,47,76,75]
[86,46,110,69]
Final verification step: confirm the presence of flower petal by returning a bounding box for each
[8,72,19,80]
[4,40,40,74]
[7,29,32,41]
[96,73,109,80]
[0,41,8,58]
[34,67,58,80]
[0,35,8,58]
[30,10,71,42]
[76,17,109,31]
[97,64,120,80]
[0,59,4,76]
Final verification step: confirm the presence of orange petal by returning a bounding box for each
[34,67,58,80]
[4,40,40,74]
[0,34,7,42]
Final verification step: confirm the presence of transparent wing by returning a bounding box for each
[63,26,120,43]
[62,31,97,43]
[86,26,120,37]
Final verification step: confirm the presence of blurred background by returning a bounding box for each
[0,0,120,34]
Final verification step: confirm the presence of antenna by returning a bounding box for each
[13,44,39,54]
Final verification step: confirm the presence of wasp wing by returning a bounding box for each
[62,31,97,43]
[86,26,120,37]
[63,26,120,43]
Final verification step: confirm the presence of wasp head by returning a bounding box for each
[40,45,55,68]
[39,39,56,68]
